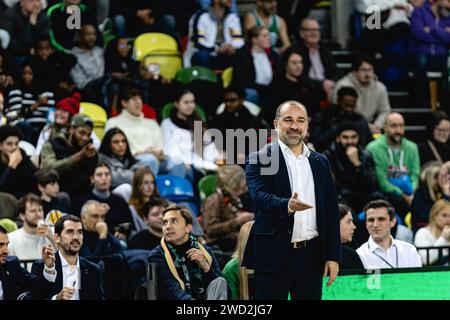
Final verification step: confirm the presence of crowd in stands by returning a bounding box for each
[0,0,450,301]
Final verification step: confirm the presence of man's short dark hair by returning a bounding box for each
[54,214,82,235]
[163,204,193,226]
[0,225,7,235]
[141,197,169,218]
[352,54,374,71]
[34,34,51,49]
[119,86,142,103]
[336,121,360,136]
[0,125,23,143]
[363,199,395,221]
[35,169,60,187]
[337,86,358,101]
[18,193,42,215]
[224,85,245,99]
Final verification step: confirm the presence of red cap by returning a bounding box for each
[56,92,81,116]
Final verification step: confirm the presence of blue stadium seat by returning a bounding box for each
[155,175,200,216]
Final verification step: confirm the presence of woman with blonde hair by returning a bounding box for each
[412,161,450,231]
[414,199,450,265]
[222,221,254,300]
[202,165,255,251]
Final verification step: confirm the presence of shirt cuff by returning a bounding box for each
[43,268,57,283]
[52,294,57,300]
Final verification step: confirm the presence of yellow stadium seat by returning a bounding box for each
[221,67,233,88]
[79,102,107,140]
[143,54,183,80]
[1,116,6,125]
[373,133,382,140]
[133,32,179,61]
[405,212,412,230]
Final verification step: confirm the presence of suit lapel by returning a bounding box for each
[273,142,292,197]
[79,257,88,300]
[2,260,14,300]
[55,253,63,292]
[308,152,322,218]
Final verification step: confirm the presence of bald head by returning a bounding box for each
[385,113,404,126]
[275,101,309,120]
[384,113,405,145]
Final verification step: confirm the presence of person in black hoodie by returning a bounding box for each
[268,47,320,123]
[311,86,372,152]
[323,121,381,213]
[104,37,140,81]
[419,111,450,166]
[0,125,37,199]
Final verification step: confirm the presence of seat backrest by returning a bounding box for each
[198,174,217,202]
[221,67,233,88]
[215,101,261,117]
[143,54,183,80]
[175,66,218,85]
[155,175,194,199]
[161,102,207,122]
[19,140,36,157]
[79,102,108,140]
[133,33,179,61]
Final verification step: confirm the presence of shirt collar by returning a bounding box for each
[368,235,396,253]
[278,139,310,158]
[58,251,80,269]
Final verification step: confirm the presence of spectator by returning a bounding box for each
[295,17,339,102]
[70,24,105,90]
[268,47,320,122]
[35,168,70,218]
[414,199,450,265]
[74,162,133,232]
[98,128,146,189]
[27,35,77,94]
[311,86,373,152]
[209,85,269,164]
[0,90,4,122]
[79,200,123,257]
[0,125,37,199]
[355,0,412,58]
[339,204,364,270]
[232,26,279,107]
[323,122,381,212]
[356,199,422,269]
[105,86,180,176]
[412,161,450,231]
[244,0,291,53]
[161,89,220,179]
[418,111,450,166]
[32,214,105,300]
[202,165,254,252]
[408,0,450,104]
[40,114,98,202]
[7,193,55,262]
[333,54,391,133]
[3,0,50,59]
[128,197,167,250]
[148,204,227,300]
[47,0,97,53]
[0,224,54,300]
[221,220,254,300]
[5,62,55,145]
[366,113,420,219]
[184,0,244,69]
[104,37,140,83]
[0,48,15,92]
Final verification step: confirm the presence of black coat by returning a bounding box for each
[418,139,450,166]
[31,253,104,300]
[341,245,364,270]
[0,149,37,199]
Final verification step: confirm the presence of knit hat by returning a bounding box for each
[56,92,81,116]
[70,114,93,128]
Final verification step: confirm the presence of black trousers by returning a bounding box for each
[254,237,324,300]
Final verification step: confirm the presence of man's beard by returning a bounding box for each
[25,218,38,228]
[60,241,81,256]
[389,134,403,144]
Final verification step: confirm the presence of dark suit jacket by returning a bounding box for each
[243,142,341,272]
[0,256,51,300]
[31,253,104,300]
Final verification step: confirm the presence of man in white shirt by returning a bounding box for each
[8,193,55,264]
[33,214,104,300]
[357,199,422,269]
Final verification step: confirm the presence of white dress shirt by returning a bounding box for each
[253,51,273,86]
[44,252,81,300]
[356,236,422,269]
[414,227,450,265]
[278,139,318,242]
[0,280,3,300]
[308,47,325,81]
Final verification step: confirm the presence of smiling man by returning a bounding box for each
[356,199,421,269]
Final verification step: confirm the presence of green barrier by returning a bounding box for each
[322,267,450,300]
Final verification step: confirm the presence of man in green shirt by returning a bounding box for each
[366,113,420,219]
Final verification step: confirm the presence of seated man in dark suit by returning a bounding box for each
[32,214,104,300]
[0,225,53,300]
[148,204,227,300]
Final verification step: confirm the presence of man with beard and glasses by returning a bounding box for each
[8,193,56,266]
[366,113,420,220]
[323,121,381,213]
[409,0,450,106]
[40,114,98,204]
[243,101,340,300]
[0,225,54,300]
[32,214,105,300]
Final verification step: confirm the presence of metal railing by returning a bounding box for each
[415,246,450,266]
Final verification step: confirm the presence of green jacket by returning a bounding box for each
[222,257,239,300]
[366,135,420,196]
[40,132,77,174]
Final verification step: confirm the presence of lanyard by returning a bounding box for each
[368,242,398,269]
[387,148,404,169]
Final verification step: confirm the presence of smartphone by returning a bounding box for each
[147,63,160,76]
